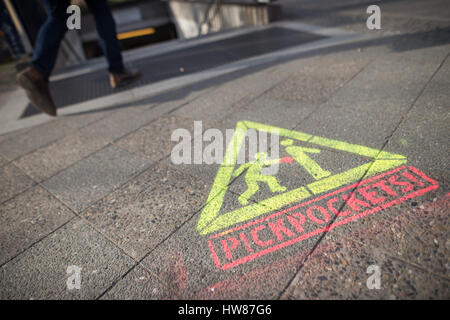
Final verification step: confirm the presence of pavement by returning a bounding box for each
[0,0,449,300]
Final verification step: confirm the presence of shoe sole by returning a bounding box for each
[111,72,142,89]
[16,73,57,116]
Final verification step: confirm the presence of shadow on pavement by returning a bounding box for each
[60,25,450,119]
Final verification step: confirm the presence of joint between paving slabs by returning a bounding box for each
[276,147,412,299]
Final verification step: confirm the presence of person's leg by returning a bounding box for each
[16,0,68,116]
[84,0,124,73]
[31,0,70,80]
[259,175,286,193]
[84,0,141,88]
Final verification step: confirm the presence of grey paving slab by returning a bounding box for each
[0,163,35,204]
[161,106,308,190]
[0,218,134,299]
[289,0,450,35]
[159,118,282,191]
[59,109,112,130]
[294,47,450,149]
[220,98,314,130]
[114,115,197,162]
[42,145,152,213]
[172,68,288,121]
[0,186,74,266]
[267,50,369,83]
[80,107,159,143]
[215,53,370,130]
[264,55,369,105]
[324,181,449,278]
[138,198,325,299]
[0,127,28,145]
[138,81,217,113]
[13,131,109,182]
[383,55,450,182]
[159,115,290,186]
[0,154,8,168]
[309,55,450,278]
[159,126,225,190]
[161,161,223,192]
[160,93,327,187]
[172,89,243,122]
[195,242,312,300]
[0,120,76,161]
[101,264,173,300]
[283,237,449,299]
[82,163,212,260]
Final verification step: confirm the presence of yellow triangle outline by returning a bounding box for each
[197,121,407,235]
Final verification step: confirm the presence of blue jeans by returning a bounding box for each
[32,0,124,80]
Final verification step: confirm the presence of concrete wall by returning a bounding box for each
[168,0,281,39]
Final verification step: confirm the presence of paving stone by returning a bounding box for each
[267,50,369,84]
[264,57,368,104]
[101,265,173,300]
[42,145,152,213]
[0,154,9,168]
[161,153,224,191]
[173,68,286,121]
[0,163,35,204]
[139,198,323,299]
[220,98,315,130]
[326,189,449,278]
[161,109,307,190]
[0,120,76,161]
[13,131,109,182]
[0,218,134,299]
[196,246,311,300]
[296,48,449,149]
[0,127,28,144]
[82,163,212,260]
[383,56,450,181]
[114,115,197,162]
[80,107,158,142]
[283,237,449,299]
[0,186,74,266]
[59,109,112,130]
[137,81,216,113]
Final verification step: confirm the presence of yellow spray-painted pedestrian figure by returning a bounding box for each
[232,152,287,205]
[280,139,331,180]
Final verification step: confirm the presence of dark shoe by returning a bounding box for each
[16,66,57,116]
[109,69,142,89]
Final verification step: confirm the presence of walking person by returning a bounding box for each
[16,0,141,116]
[232,152,287,205]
